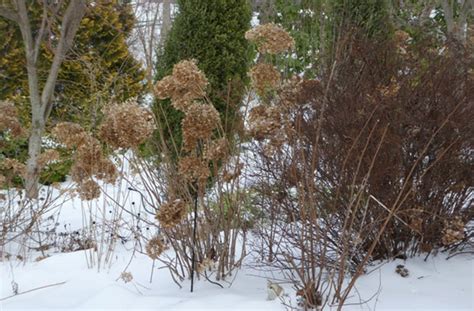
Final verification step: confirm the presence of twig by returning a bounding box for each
[0,281,67,302]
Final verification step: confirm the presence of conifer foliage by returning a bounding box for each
[154,0,252,150]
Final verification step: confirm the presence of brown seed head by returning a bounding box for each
[146,236,168,259]
[245,23,295,54]
[77,179,101,201]
[155,199,187,229]
[0,101,25,138]
[52,122,88,148]
[182,103,220,151]
[249,63,281,95]
[99,100,155,150]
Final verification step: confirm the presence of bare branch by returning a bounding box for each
[0,6,19,23]
[41,0,87,119]
[33,0,48,63]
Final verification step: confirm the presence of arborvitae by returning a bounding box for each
[154,0,252,153]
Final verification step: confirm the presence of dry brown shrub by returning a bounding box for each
[155,199,187,229]
[181,103,220,151]
[52,122,88,148]
[155,60,208,112]
[0,101,25,138]
[249,63,281,95]
[146,236,168,259]
[77,179,101,201]
[245,23,295,54]
[222,162,243,183]
[99,100,155,150]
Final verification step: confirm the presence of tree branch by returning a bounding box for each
[0,6,19,23]
[41,0,86,119]
[33,0,48,63]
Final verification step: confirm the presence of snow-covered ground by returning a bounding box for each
[1,247,472,310]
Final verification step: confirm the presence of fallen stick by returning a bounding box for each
[0,281,67,302]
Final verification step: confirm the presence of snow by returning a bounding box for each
[1,247,472,310]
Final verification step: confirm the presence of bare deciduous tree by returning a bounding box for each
[0,0,87,198]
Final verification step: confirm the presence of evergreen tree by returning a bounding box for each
[154,0,252,152]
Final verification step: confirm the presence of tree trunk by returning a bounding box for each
[0,0,87,198]
[160,0,172,46]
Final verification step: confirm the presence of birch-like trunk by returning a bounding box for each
[0,0,86,198]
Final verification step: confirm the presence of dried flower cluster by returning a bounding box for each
[76,179,101,201]
[249,63,281,95]
[245,23,295,55]
[1,158,26,178]
[51,122,89,149]
[155,60,208,112]
[197,258,216,274]
[155,199,187,229]
[441,217,465,246]
[120,272,133,283]
[182,103,220,151]
[278,76,304,108]
[99,100,155,150]
[37,150,60,170]
[178,156,210,186]
[146,236,168,259]
[0,101,24,137]
[52,122,118,201]
[203,138,229,161]
[248,105,282,140]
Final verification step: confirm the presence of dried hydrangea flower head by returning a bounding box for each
[120,272,133,283]
[52,122,89,148]
[146,236,168,260]
[178,155,210,187]
[70,136,118,185]
[0,101,25,138]
[77,179,101,201]
[278,76,303,109]
[155,199,188,229]
[1,158,26,178]
[155,59,208,111]
[441,216,465,246]
[249,63,281,95]
[248,105,282,140]
[181,102,221,151]
[52,122,118,200]
[99,100,155,150]
[37,150,60,171]
[203,138,229,161]
[245,23,295,55]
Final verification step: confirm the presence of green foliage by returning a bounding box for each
[153,0,252,153]
[272,0,321,78]
[0,135,71,186]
